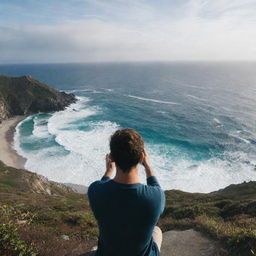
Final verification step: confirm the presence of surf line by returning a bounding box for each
[127,95,179,105]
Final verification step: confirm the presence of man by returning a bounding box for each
[88,128,166,256]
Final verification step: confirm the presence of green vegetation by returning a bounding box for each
[0,160,255,255]
[159,185,256,256]
[0,161,98,256]
[0,205,37,256]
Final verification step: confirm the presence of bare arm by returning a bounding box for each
[142,150,155,178]
[142,150,162,188]
[102,153,115,178]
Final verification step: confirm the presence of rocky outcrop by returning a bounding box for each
[0,74,76,122]
[0,160,74,196]
[0,95,10,120]
[64,183,88,194]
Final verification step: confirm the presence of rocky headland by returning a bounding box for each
[0,74,76,122]
[0,74,77,168]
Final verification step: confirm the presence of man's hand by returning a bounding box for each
[104,153,115,178]
[142,150,154,178]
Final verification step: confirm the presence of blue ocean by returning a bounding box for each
[1,62,256,192]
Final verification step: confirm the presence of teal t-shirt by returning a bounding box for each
[88,176,165,256]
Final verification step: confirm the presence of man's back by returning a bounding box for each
[88,176,165,256]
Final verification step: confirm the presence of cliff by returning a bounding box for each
[0,74,76,122]
[0,161,255,256]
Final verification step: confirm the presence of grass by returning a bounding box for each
[159,186,256,255]
[0,160,255,255]
[0,161,98,256]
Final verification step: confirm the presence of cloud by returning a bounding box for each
[0,0,256,63]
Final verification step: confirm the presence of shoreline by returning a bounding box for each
[0,116,27,169]
[0,116,254,195]
[0,116,89,193]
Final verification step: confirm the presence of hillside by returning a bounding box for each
[0,161,98,256]
[0,75,76,122]
[0,161,255,256]
[160,183,256,255]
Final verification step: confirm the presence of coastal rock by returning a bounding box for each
[0,161,74,196]
[0,95,10,121]
[61,235,70,241]
[64,183,88,194]
[0,74,76,122]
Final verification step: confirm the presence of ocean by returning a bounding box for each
[1,62,256,192]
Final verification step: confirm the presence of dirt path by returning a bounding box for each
[83,229,220,256]
[161,229,220,256]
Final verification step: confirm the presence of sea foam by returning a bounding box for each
[32,115,50,138]
[14,97,119,185]
[13,97,256,193]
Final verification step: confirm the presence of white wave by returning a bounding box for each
[47,96,96,135]
[15,96,119,186]
[127,95,179,105]
[213,118,221,124]
[18,120,119,186]
[147,148,256,192]
[15,118,256,192]
[78,89,102,93]
[229,132,250,144]
[186,94,207,102]
[54,121,118,155]
[65,88,102,94]
[213,118,224,127]
[32,116,50,138]
[156,110,168,114]
[13,96,256,193]
[99,88,113,92]
[13,118,29,158]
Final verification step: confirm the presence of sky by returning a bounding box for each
[0,0,256,63]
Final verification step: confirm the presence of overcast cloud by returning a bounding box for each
[0,0,256,63]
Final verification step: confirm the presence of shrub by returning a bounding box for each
[172,205,220,219]
[195,215,256,256]
[0,205,37,256]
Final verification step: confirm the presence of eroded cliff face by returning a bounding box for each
[0,95,10,122]
[0,74,76,122]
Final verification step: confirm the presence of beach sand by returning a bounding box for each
[0,116,27,169]
[0,115,89,193]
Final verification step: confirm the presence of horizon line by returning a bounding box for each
[1,60,256,65]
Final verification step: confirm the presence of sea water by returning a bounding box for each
[1,62,256,192]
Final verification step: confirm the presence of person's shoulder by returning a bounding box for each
[141,183,164,197]
[88,178,111,196]
[146,184,165,205]
[141,184,166,213]
[88,180,102,196]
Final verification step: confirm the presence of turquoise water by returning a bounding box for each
[1,62,256,192]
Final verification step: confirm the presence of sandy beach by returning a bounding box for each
[0,116,89,193]
[0,116,27,169]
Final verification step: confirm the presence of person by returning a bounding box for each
[88,128,166,256]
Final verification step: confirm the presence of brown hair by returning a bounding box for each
[110,128,144,172]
